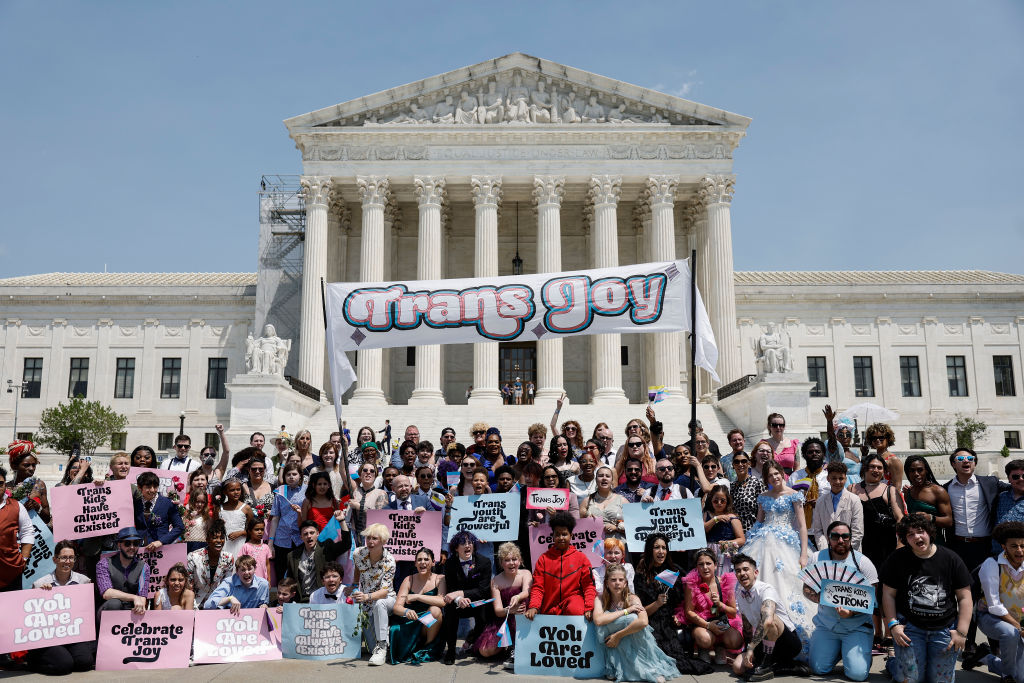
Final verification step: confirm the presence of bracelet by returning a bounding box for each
[955,629,968,637]
[887,619,900,629]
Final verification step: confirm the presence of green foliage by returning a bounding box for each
[925,413,989,454]
[954,415,988,450]
[34,397,128,456]
[1002,445,1012,458]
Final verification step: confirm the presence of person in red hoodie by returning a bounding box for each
[525,512,596,620]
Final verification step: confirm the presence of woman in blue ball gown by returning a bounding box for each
[739,460,817,657]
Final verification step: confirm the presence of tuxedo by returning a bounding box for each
[442,551,492,654]
[133,495,184,546]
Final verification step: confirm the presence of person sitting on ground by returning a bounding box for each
[732,553,806,681]
[593,537,635,595]
[526,512,596,619]
[205,554,270,613]
[441,530,492,664]
[476,542,532,668]
[27,540,96,675]
[390,548,447,664]
[975,521,1024,683]
[682,549,743,666]
[310,560,347,604]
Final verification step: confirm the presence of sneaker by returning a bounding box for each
[714,650,727,665]
[369,642,387,666]
[746,664,774,682]
[698,650,712,663]
[962,642,990,671]
[504,650,515,670]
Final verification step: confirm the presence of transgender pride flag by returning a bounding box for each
[496,618,512,648]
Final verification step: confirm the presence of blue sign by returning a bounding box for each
[514,614,605,678]
[446,491,520,543]
[281,602,362,660]
[622,498,706,553]
[819,579,876,615]
[22,511,55,589]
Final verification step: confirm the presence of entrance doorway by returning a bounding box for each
[499,342,536,405]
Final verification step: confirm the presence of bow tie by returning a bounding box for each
[740,588,752,600]
[324,593,337,600]
[461,560,473,567]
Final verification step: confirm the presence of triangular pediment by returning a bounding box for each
[285,52,750,131]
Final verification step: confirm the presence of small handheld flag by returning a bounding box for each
[496,617,512,648]
[647,386,666,404]
[468,598,495,608]
[655,568,679,589]
[318,515,342,544]
[417,611,437,627]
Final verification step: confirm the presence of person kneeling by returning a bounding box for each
[732,553,803,682]
[526,512,596,619]
[205,554,270,613]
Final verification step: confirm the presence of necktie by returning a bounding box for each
[832,492,840,512]
[144,501,153,514]
[805,472,819,528]
[403,500,411,511]
[661,488,671,501]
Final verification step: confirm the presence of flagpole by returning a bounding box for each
[690,249,698,432]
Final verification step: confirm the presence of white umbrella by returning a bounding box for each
[839,402,900,425]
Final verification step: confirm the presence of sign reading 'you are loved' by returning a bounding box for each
[0,584,95,652]
[514,614,605,678]
[193,609,281,663]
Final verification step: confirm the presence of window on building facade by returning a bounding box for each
[946,355,968,397]
[206,358,228,399]
[68,358,89,398]
[16,432,33,442]
[853,356,874,397]
[807,357,827,397]
[994,356,1017,397]
[111,432,127,451]
[908,431,925,450]
[205,433,219,450]
[899,356,922,397]
[114,357,135,399]
[1007,431,1022,450]
[620,346,629,366]
[22,358,42,399]
[157,433,174,451]
[406,347,415,367]
[161,358,182,399]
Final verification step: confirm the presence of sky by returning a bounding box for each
[1,1,1022,277]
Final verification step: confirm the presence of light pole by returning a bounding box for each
[178,411,186,437]
[6,379,29,442]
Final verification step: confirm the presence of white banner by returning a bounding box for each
[325,259,717,416]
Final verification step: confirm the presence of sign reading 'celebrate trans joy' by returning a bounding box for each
[325,260,718,413]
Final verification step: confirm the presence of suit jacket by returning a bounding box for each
[442,551,491,604]
[943,474,1006,536]
[286,534,353,603]
[134,495,184,546]
[810,488,864,551]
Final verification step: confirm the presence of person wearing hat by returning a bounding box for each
[4,439,50,525]
[96,526,149,615]
[0,442,36,593]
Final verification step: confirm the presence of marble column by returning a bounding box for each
[469,176,503,406]
[533,175,565,402]
[646,175,684,401]
[701,174,740,385]
[298,175,331,394]
[350,176,390,405]
[409,176,447,405]
[588,175,628,404]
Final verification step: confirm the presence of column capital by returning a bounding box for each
[300,176,333,207]
[682,201,704,229]
[645,175,679,207]
[699,174,735,205]
[414,175,447,208]
[384,195,403,231]
[356,176,391,208]
[470,176,503,207]
[631,201,651,234]
[588,175,622,207]
[328,193,351,224]
[532,175,565,207]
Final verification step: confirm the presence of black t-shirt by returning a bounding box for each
[879,544,971,630]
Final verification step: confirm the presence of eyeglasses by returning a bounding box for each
[829,532,852,541]
[417,473,433,479]
[955,455,976,463]
[120,540,141,547]
[462,462,476,468]
[175,444,191,450]
[732,459,750,465]
[695,441,708,446]
[249,467,265,473]
[585,445,600,452]
[627,425,642,431]
[656,466,674,472]
[627,442,644,448]
[770,423,785,429]
[1012,473,1024,481]
[870,436,886,442]
[56,555,76,562]
[485,440,501,445]
[625,467,642,473]
[472,430,485,436]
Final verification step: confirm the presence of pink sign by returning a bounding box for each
[366,509,443,560]
[140,543,188,598]
[193,608,282,663]
[528,516,604,569]
[96,610,194,670]
[128,467,185,497]
[0,583,96,652]
[51,479,135,540]
[525,487,571,510]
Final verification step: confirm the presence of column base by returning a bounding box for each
[349,388,388,406]
[468,389,503,407]
[534,388,565,402]
[408,388,446,406]
[590,387,629,405]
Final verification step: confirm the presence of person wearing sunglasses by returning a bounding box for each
[804,521,878,681]
[97,526,149,615]
[765,413,799,475]
[862,422,902,492]
[996,459,1024,527]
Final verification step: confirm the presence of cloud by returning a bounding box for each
[652,70,702,99]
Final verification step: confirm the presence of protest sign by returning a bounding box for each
[514,614,605,678]
[622,498,706,553]
[51,479,134,540]
[281,602,362,660]
[139,543,188,598]
[366,509,442,560]
[819,580,876,615]
[193,608,282,663]
[96,609,194,670]
[22,511,55,588]
[447,491,521,543]
[525,487,571,511]
[529,517,604,569]
[128,467,184,497]
[0,583,95,652]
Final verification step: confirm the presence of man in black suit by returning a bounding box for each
[133,471,184,551]
[943,446,1007,662]
[441,530,492,664]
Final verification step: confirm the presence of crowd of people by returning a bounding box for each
[1,402,1022,683]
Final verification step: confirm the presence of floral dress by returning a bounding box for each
[187,547,235,607]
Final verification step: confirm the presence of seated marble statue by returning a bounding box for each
[647,106,666,123]
[477,81,504,124]
[581,95,605,122]
[246,324,291,376]
[505,72,531,122]
[455,90,478,124]
[432,95,455,124]
[607,102,632,123]
[560,90,582,123]
[387,102,429,124]
[529,79,557,123]
[754,322,792,374]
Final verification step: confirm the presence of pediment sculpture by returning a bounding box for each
[245,324,292,376]
[320,70,717,128]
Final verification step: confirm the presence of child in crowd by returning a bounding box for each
[301,471,339,531]
[241,517,271,580]
[218,478,254,558]
[310,561,347,604]
[154,563,194,610]
[274,576,298,614]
